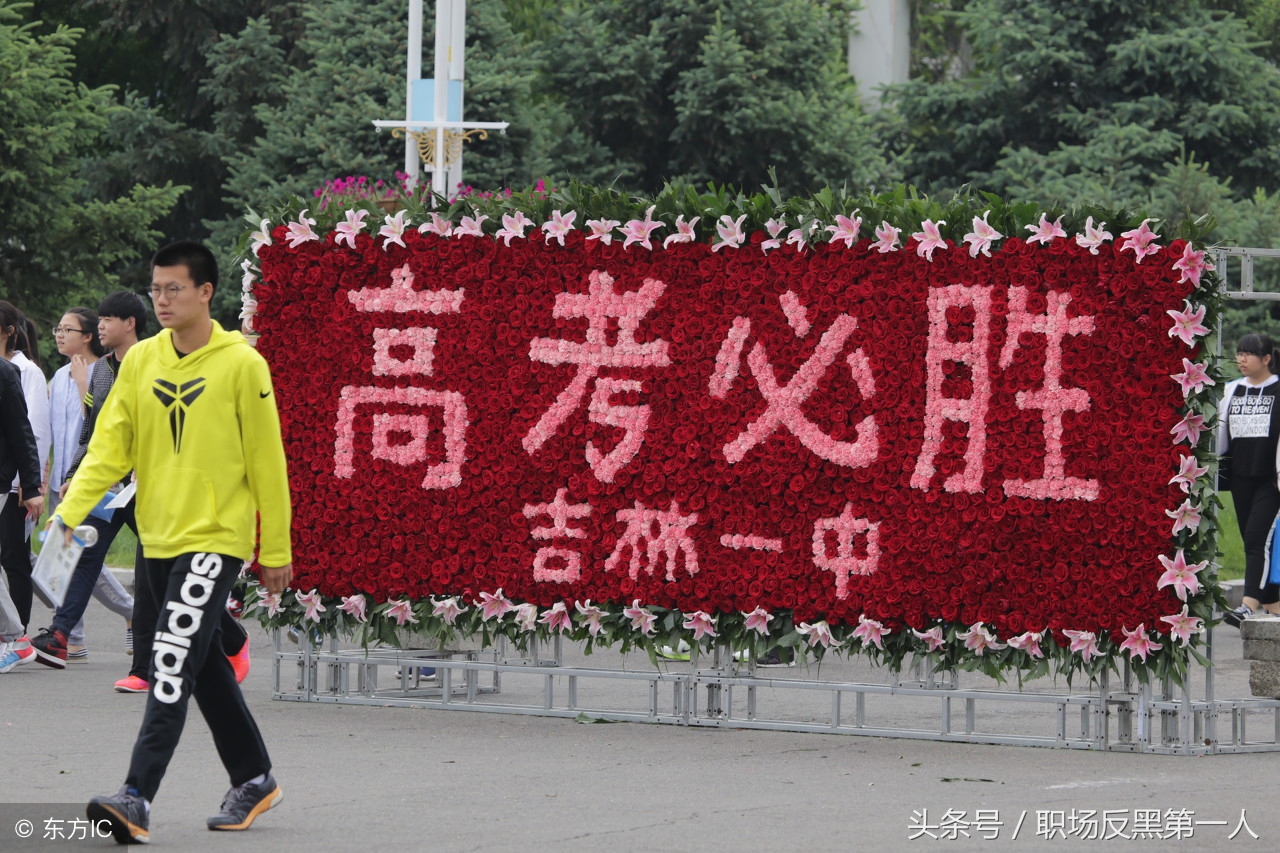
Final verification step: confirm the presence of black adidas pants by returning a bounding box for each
[126,551,271,802]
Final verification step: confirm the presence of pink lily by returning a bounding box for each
[539,601,573,633]
[872,221,901,253]
[333,208,369,249]
[1119,219,1161,263]
[379,210,410,250]
[585,218,620,245]
[491,210,532,245]
[418,212,454,238]
[683,610,718,640]
[1157,549,1206,601]
[1062,629,1101,662]
[743,606,771,636]
[262,591,285,618]
[512,603,539,632]
[662,215,700,249]
[1007,631,1045,659]
[454,213,488,238]
[478,588,514,620]
[1119,624,1163,662]
[957,622,1006,655]
[249,219,273,256]
[1160,606,1204,645]
[430,596,466,625]
[851,614,888,649]
[1166,301,1209,347]
[1171,358,1213,397]
[797,620,835,648]
[620,205,664,250]
[542,209,577,246]
[1170,413,1206,446]
[1074,217,1112,255]
[825,213,862,249]
[338,593,368,623]
[912,625,945,652]
[742,601,768,635]
[1024,214,1067,245]
[622,599,657,635]
[785,219,818,252]
[962,211,1003,258]
[711,215,747,252]
[296,589,326,623]
[1172,243,1214,287]
[761,218,786,252]
[284,209,319,248]
[1166,499,1203,536]
[575,600,606,636]
[1169,454,1209,493]
[386,598,418,626]
[495,211,534,246]
[912,219,948,261]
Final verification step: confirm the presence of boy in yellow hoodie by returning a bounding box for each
[47,241,293,844]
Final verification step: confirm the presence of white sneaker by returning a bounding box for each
[0,641,36,673]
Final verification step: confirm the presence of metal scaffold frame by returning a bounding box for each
[271,247,1280,755]
[271,624,1280,755]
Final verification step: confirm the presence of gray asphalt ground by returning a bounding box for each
[2,575,1278,852]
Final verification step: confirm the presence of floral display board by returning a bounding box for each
[241,186,1221,682]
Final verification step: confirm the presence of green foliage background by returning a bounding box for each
[8,0,1280,361]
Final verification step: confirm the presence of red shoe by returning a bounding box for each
[114,674,149,693]
[31,628,68,669]
[229,642,251,684]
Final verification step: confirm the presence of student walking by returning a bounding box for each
[0,350,43,672]
[37,306,135,661]
[0,301,49,633]
[1218,333,1280,626]
[51,242,293,843]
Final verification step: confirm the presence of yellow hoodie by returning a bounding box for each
[56,321,292,567]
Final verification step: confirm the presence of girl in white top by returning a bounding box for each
[41,308,134,659]
[1216,333,1280,625]
[0,301,49,632]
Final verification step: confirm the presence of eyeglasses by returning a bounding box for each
[147,284,195,300]
[52,326,88,336]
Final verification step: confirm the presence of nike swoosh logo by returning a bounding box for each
[259,390,271,399]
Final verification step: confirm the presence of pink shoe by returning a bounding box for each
[114,674,149,693]
[229,642,251,684]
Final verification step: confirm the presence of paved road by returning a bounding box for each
[2,586,1277,852]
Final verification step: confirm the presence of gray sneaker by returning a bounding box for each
[207,774,282,831]
[1223,605,1254,628]
[87,785,150,845]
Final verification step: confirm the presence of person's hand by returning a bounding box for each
[59,482,69,499]
[260,563,293,596]
[43,516,73,547]
[22,494,44,521]
[70,354,91,396]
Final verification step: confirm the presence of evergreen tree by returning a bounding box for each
[887,0,1280,211]
[0,1,182,347]
[542,0,893,195]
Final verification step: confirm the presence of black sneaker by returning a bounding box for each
[207,774,282,831]
[31,627,68,669]
[87,785,150,845]
[1224,605,1254,628]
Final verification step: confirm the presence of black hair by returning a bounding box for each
[66,306,107,358]
[152,240,218,296]
[1238,333,1280,374]
[0,300,29,356]
[98,291,149,337]
[21,317,39,368]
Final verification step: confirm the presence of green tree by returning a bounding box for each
[542,0,894,195]
[0,1,182,353]
[887,1,1280,209]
